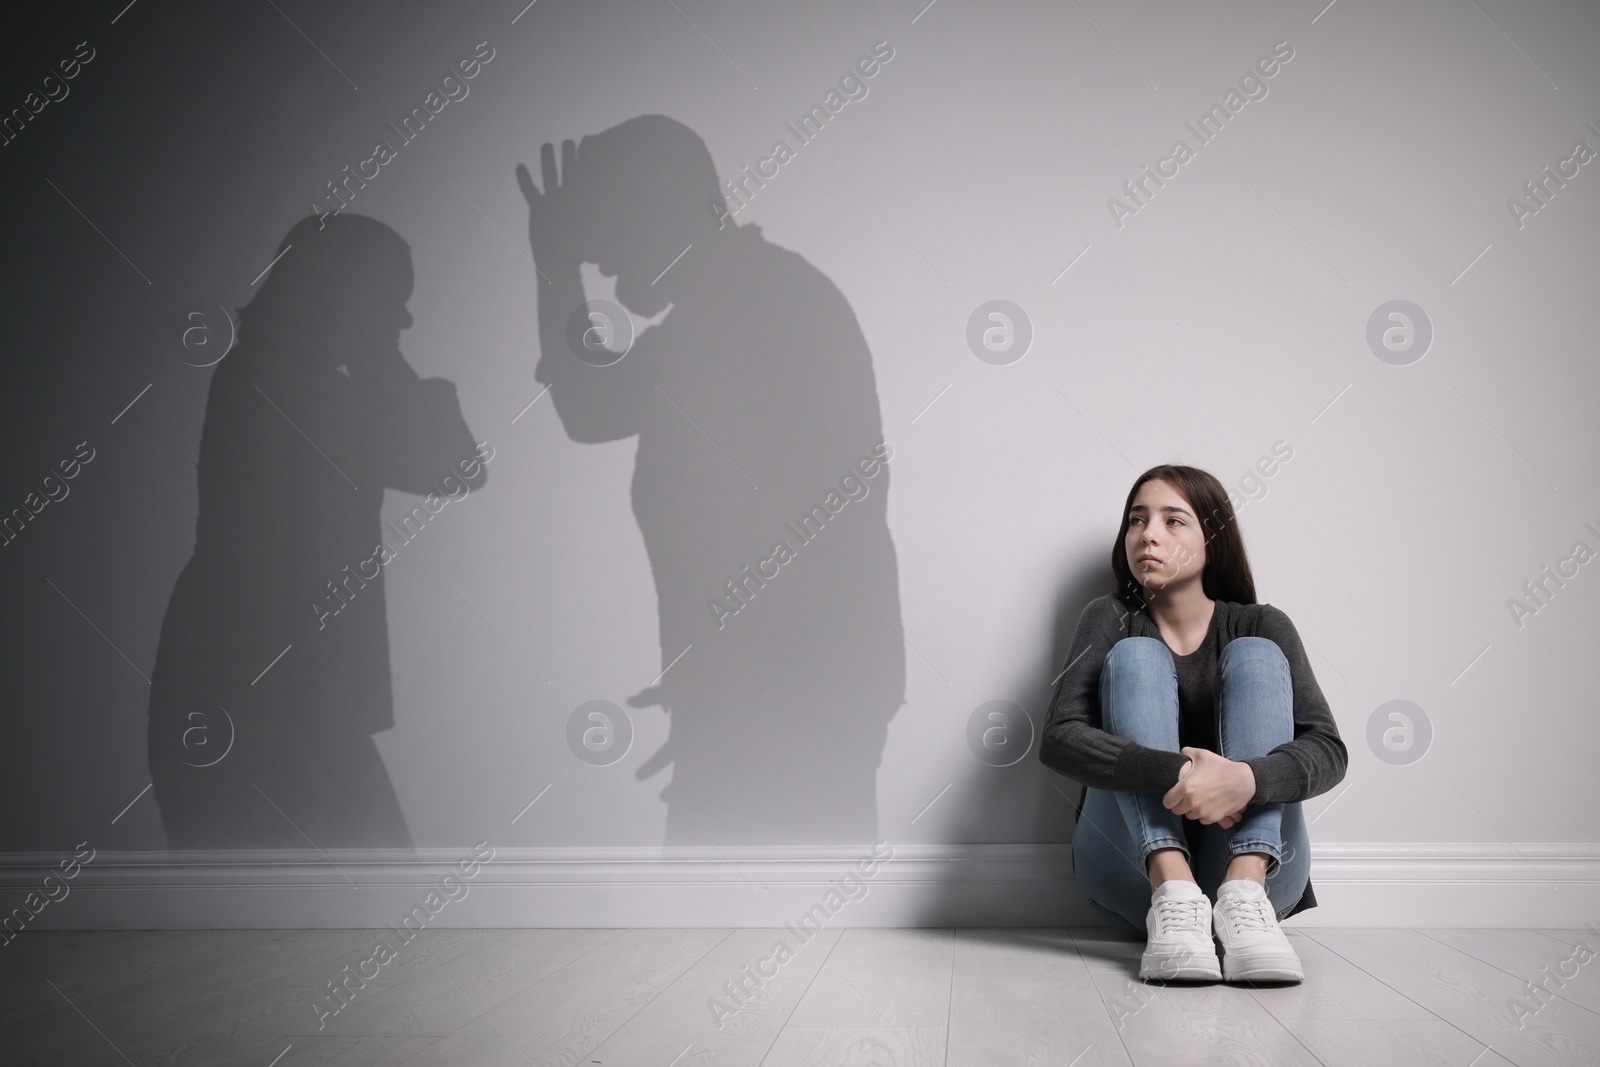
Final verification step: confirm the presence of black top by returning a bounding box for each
[1171,605,1222,757]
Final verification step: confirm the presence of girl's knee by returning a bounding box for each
[1107,636,1169,666]
[1220,636,1288,670]
[1102,637,1175,700]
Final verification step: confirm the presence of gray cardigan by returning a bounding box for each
[1039,593,1348,918]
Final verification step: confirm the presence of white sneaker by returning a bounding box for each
[1140,879,1222,980]
[1212,878,1304,982]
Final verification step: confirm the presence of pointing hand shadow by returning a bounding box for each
[627,684,675,782]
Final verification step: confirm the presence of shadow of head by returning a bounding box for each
[241,212,415,365]
[562,114,731,319]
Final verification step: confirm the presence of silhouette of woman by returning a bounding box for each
[146,214,486,850]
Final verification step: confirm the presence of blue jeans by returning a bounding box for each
[1071,636,1311,939]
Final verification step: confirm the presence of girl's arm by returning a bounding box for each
[1243,604,1349,805]
[1039,595,1191,793]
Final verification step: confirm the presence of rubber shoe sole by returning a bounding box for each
[1140,942,1222,981]
[1217,944,1304,982]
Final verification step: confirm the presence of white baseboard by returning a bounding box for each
[3,842,1597,932]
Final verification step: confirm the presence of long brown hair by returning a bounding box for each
[1110,464,1258,610]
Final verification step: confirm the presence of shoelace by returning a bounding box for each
[1152,896,1207,935]
[1217,895,1275,934]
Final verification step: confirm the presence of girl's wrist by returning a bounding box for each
[1236,760,1256,801]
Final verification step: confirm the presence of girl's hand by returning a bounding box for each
[1164,746,1256,825]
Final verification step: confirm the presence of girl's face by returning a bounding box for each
[1125,478,1207,593]
[318,267,414,363]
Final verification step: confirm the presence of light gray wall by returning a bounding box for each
[2,0,1597,859]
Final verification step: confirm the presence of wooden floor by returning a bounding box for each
[3,926,1598,1066]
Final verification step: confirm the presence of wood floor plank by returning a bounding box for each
[1306,929,1600,1067]
[1084,968,1324,1067]
[1286,1019,1517,1067]
[388,1016,539,1066]
[2,1032,134,1067]
[15,927,1600,1066]
[0,1002,141,1067]
[579,977,812,1067]
[423,928,733,1066]
[217,1032,442,1067]
[757,1025,946,1067]
[267,927,503,993]
[21,931,372,1035]
[306,927,620,1037]
[785,928,953,1028]
[945,928,1131,1067]
[678,926,844,984]
[1065,926,1147,976]
[1420,929,1600,1016]
[0,930,173,979]
[1246,930,1437,1022]
[41,983,319,1067]
[3,928,263,1020]
[1534,930,1600,948]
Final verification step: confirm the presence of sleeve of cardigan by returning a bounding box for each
[1038,596,1191,793]
[1242,604,1350,805]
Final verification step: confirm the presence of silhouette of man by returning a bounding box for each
[517,116,905,845]
[146,213,486,849]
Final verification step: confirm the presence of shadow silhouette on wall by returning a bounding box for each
[146,213,487,850]
[517,115,906,846]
